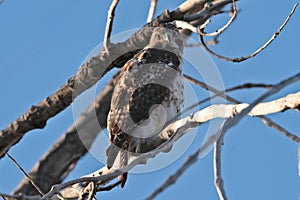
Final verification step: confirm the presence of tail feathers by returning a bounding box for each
[106,138,129,187]
[119,150,128,187]
[106,145,119,169]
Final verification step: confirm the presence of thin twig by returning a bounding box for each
[185,73,300,143]
[145,149,200,200]
[184,75,300,200]
[214,122,228,200]
[228,72,300,128]
[103,0,120,51]
[183,74,238,103]
[183,74,300,144]
[185,74,273,92]
[0,193,17,200]
[199,3,298,62]
[199,0,237,36]
[182,76,273,115]
[184,74,300,144]
[6,153,44,196]
[184,0,233,22]
[225,83,273,91]
[97,180,123,191]
[258,116,300,144]
[147,0,158,23]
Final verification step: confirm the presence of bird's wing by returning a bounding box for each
[106,48,182,167]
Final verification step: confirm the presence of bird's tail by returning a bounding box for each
[119,149,128,187]
[106,144,119,169]
[106,138,129,188]
[118,138,129,187]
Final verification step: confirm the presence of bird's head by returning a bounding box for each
[147,25,184,57]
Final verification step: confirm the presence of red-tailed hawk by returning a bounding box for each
[106,25,184,187]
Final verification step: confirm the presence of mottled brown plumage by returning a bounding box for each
[106,25,184,187]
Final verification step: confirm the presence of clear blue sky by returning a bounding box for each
[0,0,299,199]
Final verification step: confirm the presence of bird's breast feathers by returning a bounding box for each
[107,47,184,154]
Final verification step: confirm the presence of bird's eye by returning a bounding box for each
[156,34,161,40]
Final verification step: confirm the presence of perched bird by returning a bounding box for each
[106,24,184,187]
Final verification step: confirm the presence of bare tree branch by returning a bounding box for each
[185,74,299,199]
[225,83,273,91]
[147,0,158,23]
[227,73,300,128]
[181,81,273,116]
[96,180,122,192]
[213,123,227,200]
[42,89,300,199]
[0,192,40,200]
[184,0,233,22]
[185,74,273,95]
[104,0,120,50]
[13,78,115,195]
[199,3,298,62]
[258,116,300,144]
[13,74,276,197]
[145,73,300,199]
[198,0,237,37]
[145,146,200,200]
[181,73,299,200]
[184,74,300,144]
[173,0,237,35]
[6,153,44,196]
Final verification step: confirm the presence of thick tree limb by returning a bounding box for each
[13,79,115,196]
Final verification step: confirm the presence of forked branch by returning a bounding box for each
[199,3,298,62]
[44,72,300,199]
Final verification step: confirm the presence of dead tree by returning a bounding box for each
[0,0,299,199]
